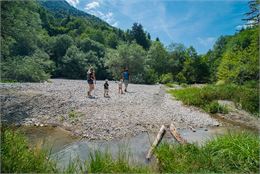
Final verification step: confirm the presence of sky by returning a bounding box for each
[66,0,250,54]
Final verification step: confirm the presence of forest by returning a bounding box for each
[1,0,259,86]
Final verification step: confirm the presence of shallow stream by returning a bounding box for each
[17,124,250,169]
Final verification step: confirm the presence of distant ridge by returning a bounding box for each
[38,0,111,27]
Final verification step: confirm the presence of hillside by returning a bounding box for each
[1,0,258,86]
[38,0,110,27]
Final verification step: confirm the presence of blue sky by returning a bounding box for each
[66,0,249,54]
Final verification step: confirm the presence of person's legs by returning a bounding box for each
[124,80,128,92]
[88,84,91,96]
[89,84,94,96]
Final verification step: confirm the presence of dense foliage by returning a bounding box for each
[1,0,259,85]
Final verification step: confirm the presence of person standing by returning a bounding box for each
[104,79,109,97]
[87,67,95,97]
[122,67,130,92]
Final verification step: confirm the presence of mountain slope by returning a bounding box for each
[38,0,110,27]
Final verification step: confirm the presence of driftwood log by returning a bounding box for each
[169,123,187,144]
[146,125,166,160]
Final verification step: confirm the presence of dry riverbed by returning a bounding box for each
[1,79,220,140]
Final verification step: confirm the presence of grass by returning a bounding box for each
[168,84,259,116]
[87,148,150,173]
[155,131,260,173]
[1,128,57,173]
[68,109,84,120]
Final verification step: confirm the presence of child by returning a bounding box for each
[104,79,109,97]
[118,78,123,94]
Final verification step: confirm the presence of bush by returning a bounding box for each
[205,101,228,114]
[216,80,225,85]
[143,68,158,84]
[156,132,260,173]
[159,73,173,84]
[175,72,186,84]
[233,87,259,115]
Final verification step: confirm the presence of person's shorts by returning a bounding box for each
[123,80,129,86]
[88,80,94,84]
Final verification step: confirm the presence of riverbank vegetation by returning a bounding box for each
[156,131,259,173]
[1,128,259,173]
[169,84,259,116]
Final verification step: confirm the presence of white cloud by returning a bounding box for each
[236,20,256,30]
[85,1,100,10]
[66,0,79,7]
[197,37,216,47]
[84,1,119,27]
[112,21,118,27]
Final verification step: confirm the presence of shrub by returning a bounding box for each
[205,101,228,114]
[143,68,158,84]
[216,80,225,85]
[159,73,173,84]
[175,72,186,84]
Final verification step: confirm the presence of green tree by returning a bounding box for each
[129,23,150,50]
[167,43,187,76]
[207,36,231,82]
[1,50,54,82]
[147,41,168,75]
[217,28,259,84]
[62,46,88,79]
[242,0,260,27]
[105,43,146,83]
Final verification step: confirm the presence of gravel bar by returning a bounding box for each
[1,79,220,140]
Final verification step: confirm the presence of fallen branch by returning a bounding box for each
[146,125,166,160]
[169,123,187,144]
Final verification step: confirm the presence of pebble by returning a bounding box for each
[1,79,220,140]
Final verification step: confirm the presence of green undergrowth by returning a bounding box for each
[156,131,260,173]
[168,84,259,116]
[1,128,57,173]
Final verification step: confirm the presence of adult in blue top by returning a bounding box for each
[122,67,130,92]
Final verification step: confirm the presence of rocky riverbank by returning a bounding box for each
[1,79,220,140]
